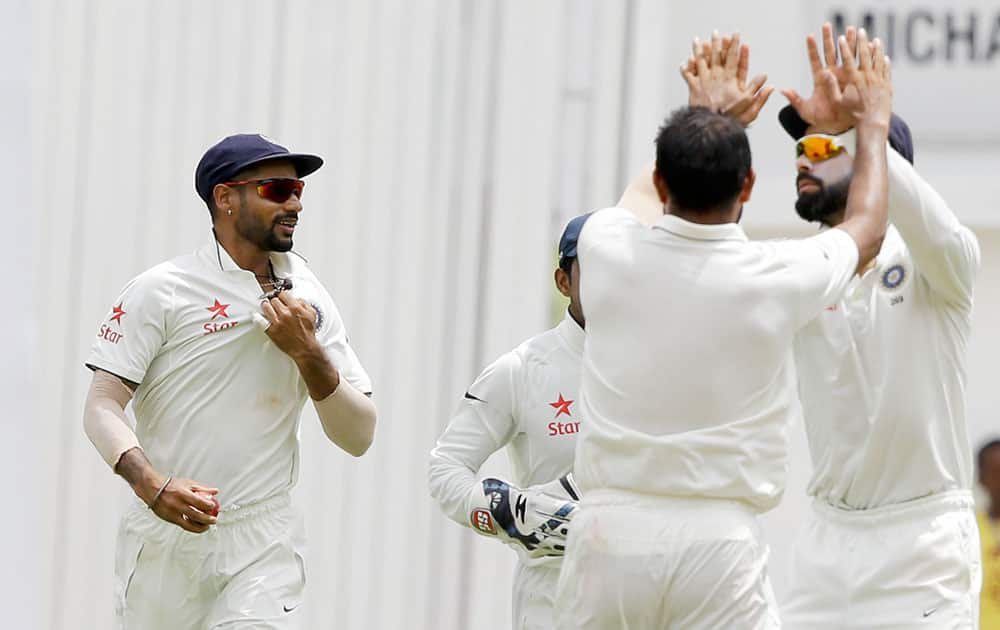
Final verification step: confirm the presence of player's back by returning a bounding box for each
[574,208,858,511]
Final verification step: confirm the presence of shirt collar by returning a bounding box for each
[556,310,585,355]
[653,214,748,242]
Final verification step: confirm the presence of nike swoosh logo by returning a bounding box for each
[922,607,937,618]
[283,604,299,613]
[464,392,485,403]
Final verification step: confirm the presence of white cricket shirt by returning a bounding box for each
[794,136,981,510]
[573,208,859,512]
[86,236,372,507]
[428,312,584,567]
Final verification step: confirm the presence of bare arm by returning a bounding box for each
[83,370,219,532]
[313,383,377,457]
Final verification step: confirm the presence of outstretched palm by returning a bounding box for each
[782,23,860,134]
[681,31,774,128]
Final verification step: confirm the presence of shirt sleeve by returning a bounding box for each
[294,277,373,395]
[84,268,173,385]
[835,128,980,308]
[885,145,980,308]
[776,228,860,329]
[577,207,640,264]
[427,352,519,528]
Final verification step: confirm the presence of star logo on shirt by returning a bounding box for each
[206,299,231,320]
[549,394,574,418]
[109,303,126,324]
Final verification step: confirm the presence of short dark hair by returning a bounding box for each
[558,256,575,277]
[654,106,752,211]
[978,439,1000,472]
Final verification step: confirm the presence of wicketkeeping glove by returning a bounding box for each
[467,473,580,558]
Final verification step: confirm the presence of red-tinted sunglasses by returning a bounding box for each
[223,177,305,203]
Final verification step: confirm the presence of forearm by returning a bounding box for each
[313,380,376,457]
[83,370,141,469]
[427,449,484,528]
[114,447,164,505]
[292,343,341,400]
[839,121,889,268]
[428,405,509,528]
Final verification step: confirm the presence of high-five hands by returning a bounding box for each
[782,23,889,134]
[819,28,893,131]
[681,31,774,127]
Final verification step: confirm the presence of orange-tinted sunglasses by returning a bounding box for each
[223,177,305,203]
[795,135,846,162]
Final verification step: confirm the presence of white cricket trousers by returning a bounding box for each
[782,489,981,630]
[554,491,780,629]
[115,492,306,629]
[513,562,561,630]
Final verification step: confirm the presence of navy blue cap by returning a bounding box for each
[195,134,324,204]
[558,213,593,263]
[778,105,914,165]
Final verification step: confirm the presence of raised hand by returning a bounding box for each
[782,22,871,133]
[825,29,892,130]
[260,290,321,361]
[681,31,774,127]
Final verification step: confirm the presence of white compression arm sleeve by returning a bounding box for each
[313,380,377,457]
[83,370,140,469]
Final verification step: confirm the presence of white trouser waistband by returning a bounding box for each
[811,489,973,527]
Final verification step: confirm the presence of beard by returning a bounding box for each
[235,210,295,252]
[795,172,851,226]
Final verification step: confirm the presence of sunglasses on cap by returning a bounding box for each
[223,177,305,203]
[795,134,846,163]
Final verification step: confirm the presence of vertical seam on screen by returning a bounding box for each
[269,0,288,137]
[422,0,453,627]
[51,1,98,626]
[614,0,636,195]
[456,2,505,629]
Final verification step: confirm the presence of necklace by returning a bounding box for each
[254,261,280,286]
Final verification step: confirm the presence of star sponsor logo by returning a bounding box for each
[470,508,496,535]
[109,303,126,324]
[203,298,239,335]
[97,303,126,344]
[205,299,230,320]
[549,393,573,418]
[548,420,581,436]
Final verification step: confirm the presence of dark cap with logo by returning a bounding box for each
[558,212,594,264]
[778,105,914,165]
[195,134,324,204]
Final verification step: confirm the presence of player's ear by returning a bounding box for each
[214,184,234,216]
[653,169,669,204]
[738,167,756,204]
[554,268,571,298]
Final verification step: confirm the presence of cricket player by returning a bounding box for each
[428,215,589,630]
[555,30,892,629]
[82,134,377,628]
[779,23,982,629]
